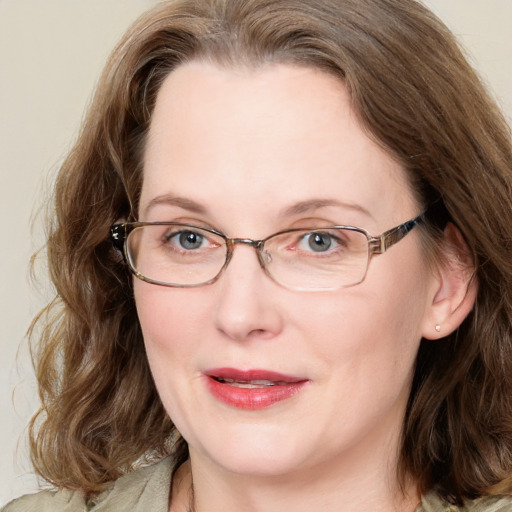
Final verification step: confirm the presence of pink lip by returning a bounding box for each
[204,368,309,410]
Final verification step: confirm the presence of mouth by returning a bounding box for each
[204,368,309,409]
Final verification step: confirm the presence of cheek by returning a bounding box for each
[133,282,206,382]
[292,250,431,384]
[135,281,205,340]
[134,282,209,429]
[291,285,424,356]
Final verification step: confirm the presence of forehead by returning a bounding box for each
[141,61,416,229]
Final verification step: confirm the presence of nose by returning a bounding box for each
[213,243,284,342]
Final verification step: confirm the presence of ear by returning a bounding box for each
[422,223,478,340]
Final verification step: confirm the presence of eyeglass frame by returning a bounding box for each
[110,209,428,291]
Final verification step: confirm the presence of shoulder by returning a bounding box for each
[90,456,175,511]
[420,492,512,512]
[2,456,176,512]
[1,488,84,512]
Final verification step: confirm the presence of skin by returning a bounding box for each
[135,61,444,512]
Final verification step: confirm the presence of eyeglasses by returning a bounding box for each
[110,212,425,291]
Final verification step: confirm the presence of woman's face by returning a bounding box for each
[135,62,438,478]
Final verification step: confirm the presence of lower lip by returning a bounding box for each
[205,376,308,410]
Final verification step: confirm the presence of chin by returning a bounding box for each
[210,451,309,478]
[189,424,314,477]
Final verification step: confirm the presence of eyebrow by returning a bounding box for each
[143,194,208,216]
[280,198,374,220]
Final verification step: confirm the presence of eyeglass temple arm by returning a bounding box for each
[110,224,127,254]
[368,217,424,255]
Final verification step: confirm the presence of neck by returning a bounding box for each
[170,448,420,512]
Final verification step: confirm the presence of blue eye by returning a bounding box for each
[298,232,338,253]
[168,230,205,250]
[307,233,332,252]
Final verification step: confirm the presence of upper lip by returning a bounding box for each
[204,368,308,383]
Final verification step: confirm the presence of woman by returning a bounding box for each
[4,0,512,511]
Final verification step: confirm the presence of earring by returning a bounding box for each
[435,324,441,332]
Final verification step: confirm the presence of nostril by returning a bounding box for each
[247,328,267,338]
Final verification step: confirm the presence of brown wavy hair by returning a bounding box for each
[29,0,512,504]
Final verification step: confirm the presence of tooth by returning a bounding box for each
[232,382,273,388]
[229,380,277,388]
[250,380,275,386]
[214,377,290,387]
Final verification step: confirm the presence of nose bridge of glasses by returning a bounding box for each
[229,238,262,247]
[226,238,269,268]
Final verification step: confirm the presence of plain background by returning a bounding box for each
[1,0,511,504]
